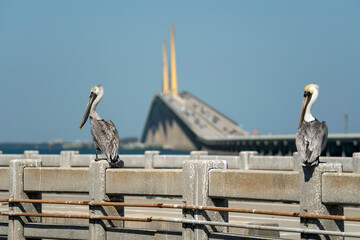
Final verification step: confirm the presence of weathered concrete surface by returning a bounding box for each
[106,169,182,196]
[190,151,208,160]
[126,221,182,232]
[38,154,60,167]
[209,232,282,240]
[154,231,182,240]
[229,223,280,238]
[107,227,155,240]
[0,168,9,191]
[71,154,128,167]
[121,155,146,168]
[322,172,360,205]
[59,151,79,168]
[108,228,182,240]
[319,156,353,172]
[182,160,228,240]
[24,223,89,239]
[0,151,358,171]
[0,222,7,236]
[70,154,94,167]
[352,152,360,173]
[23,150,39,159]
[0,155,23,166]
[89,160,124,240]
[209,170,299,202]
[239,151,258,170]
[24,168,89,192]
[293,152,301,172]
[8,159,41,240]
[145,151,160,169]
[200,155,239,169]
[248,155,293,171]
[153,155,189,169]
[299,163,343,240]
[107,228,183,240]
[205,152,302,171]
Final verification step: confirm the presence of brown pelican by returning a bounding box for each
[296,84,328,166]
[80,85,120,165]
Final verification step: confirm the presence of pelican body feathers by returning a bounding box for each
[80,85,120,166]
[295,84,328,166]
[296,120,328,166]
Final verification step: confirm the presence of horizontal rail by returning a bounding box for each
[0,210,359,238]
[17,168,360,205]
[0,151,356,171]
[322,172,360,205]
[209,169,299,202]
[0,211,150,222]
[150,217,360,238]
[1,198,360,222]
[24,167,89,193]
[106,169,183,196]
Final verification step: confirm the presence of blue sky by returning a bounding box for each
[0,1,359,142]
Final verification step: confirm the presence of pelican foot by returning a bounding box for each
[110,160,124,168]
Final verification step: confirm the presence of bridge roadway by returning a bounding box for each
[1,193,359,239]
[165,92,247,139]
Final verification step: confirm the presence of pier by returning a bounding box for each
[0,151,360,239]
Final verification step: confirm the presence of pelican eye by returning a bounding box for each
[303,91,311,97]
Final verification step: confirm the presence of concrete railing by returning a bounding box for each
[0,150,358,172]
[0,150,359,239]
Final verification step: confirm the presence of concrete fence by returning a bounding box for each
[0,150,357,172]
[0,150,359,239]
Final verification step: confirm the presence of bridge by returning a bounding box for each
[141,26,360,156]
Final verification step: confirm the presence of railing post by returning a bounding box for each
[89,160,124,240]
[239,151,258,170]
[144,150,160,169]
[299,163,344,240]
[60,150,79,167]
[23,150,39,159]
[293,152,301,171]
[352,152,360,173]
[182,159,228,240]
[190,151,208,160]
[8,159,42,240]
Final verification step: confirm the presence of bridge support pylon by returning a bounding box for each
[299,163,344,240]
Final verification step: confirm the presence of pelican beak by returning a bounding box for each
[80,92,97,129]
[298,91,311,128]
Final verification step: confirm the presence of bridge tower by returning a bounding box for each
[162,39,169,94]
[170,24,178,96]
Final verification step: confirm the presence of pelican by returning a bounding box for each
[296,84,328,166]
[80,85,120,165]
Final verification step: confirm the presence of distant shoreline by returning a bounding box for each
[0,142,189,155]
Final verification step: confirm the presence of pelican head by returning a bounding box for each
[298,84,319,127]
[80,85,104,129]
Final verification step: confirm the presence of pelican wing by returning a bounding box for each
[106,120,120,161]
[90,118,119,161]
[296,120,328,166]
